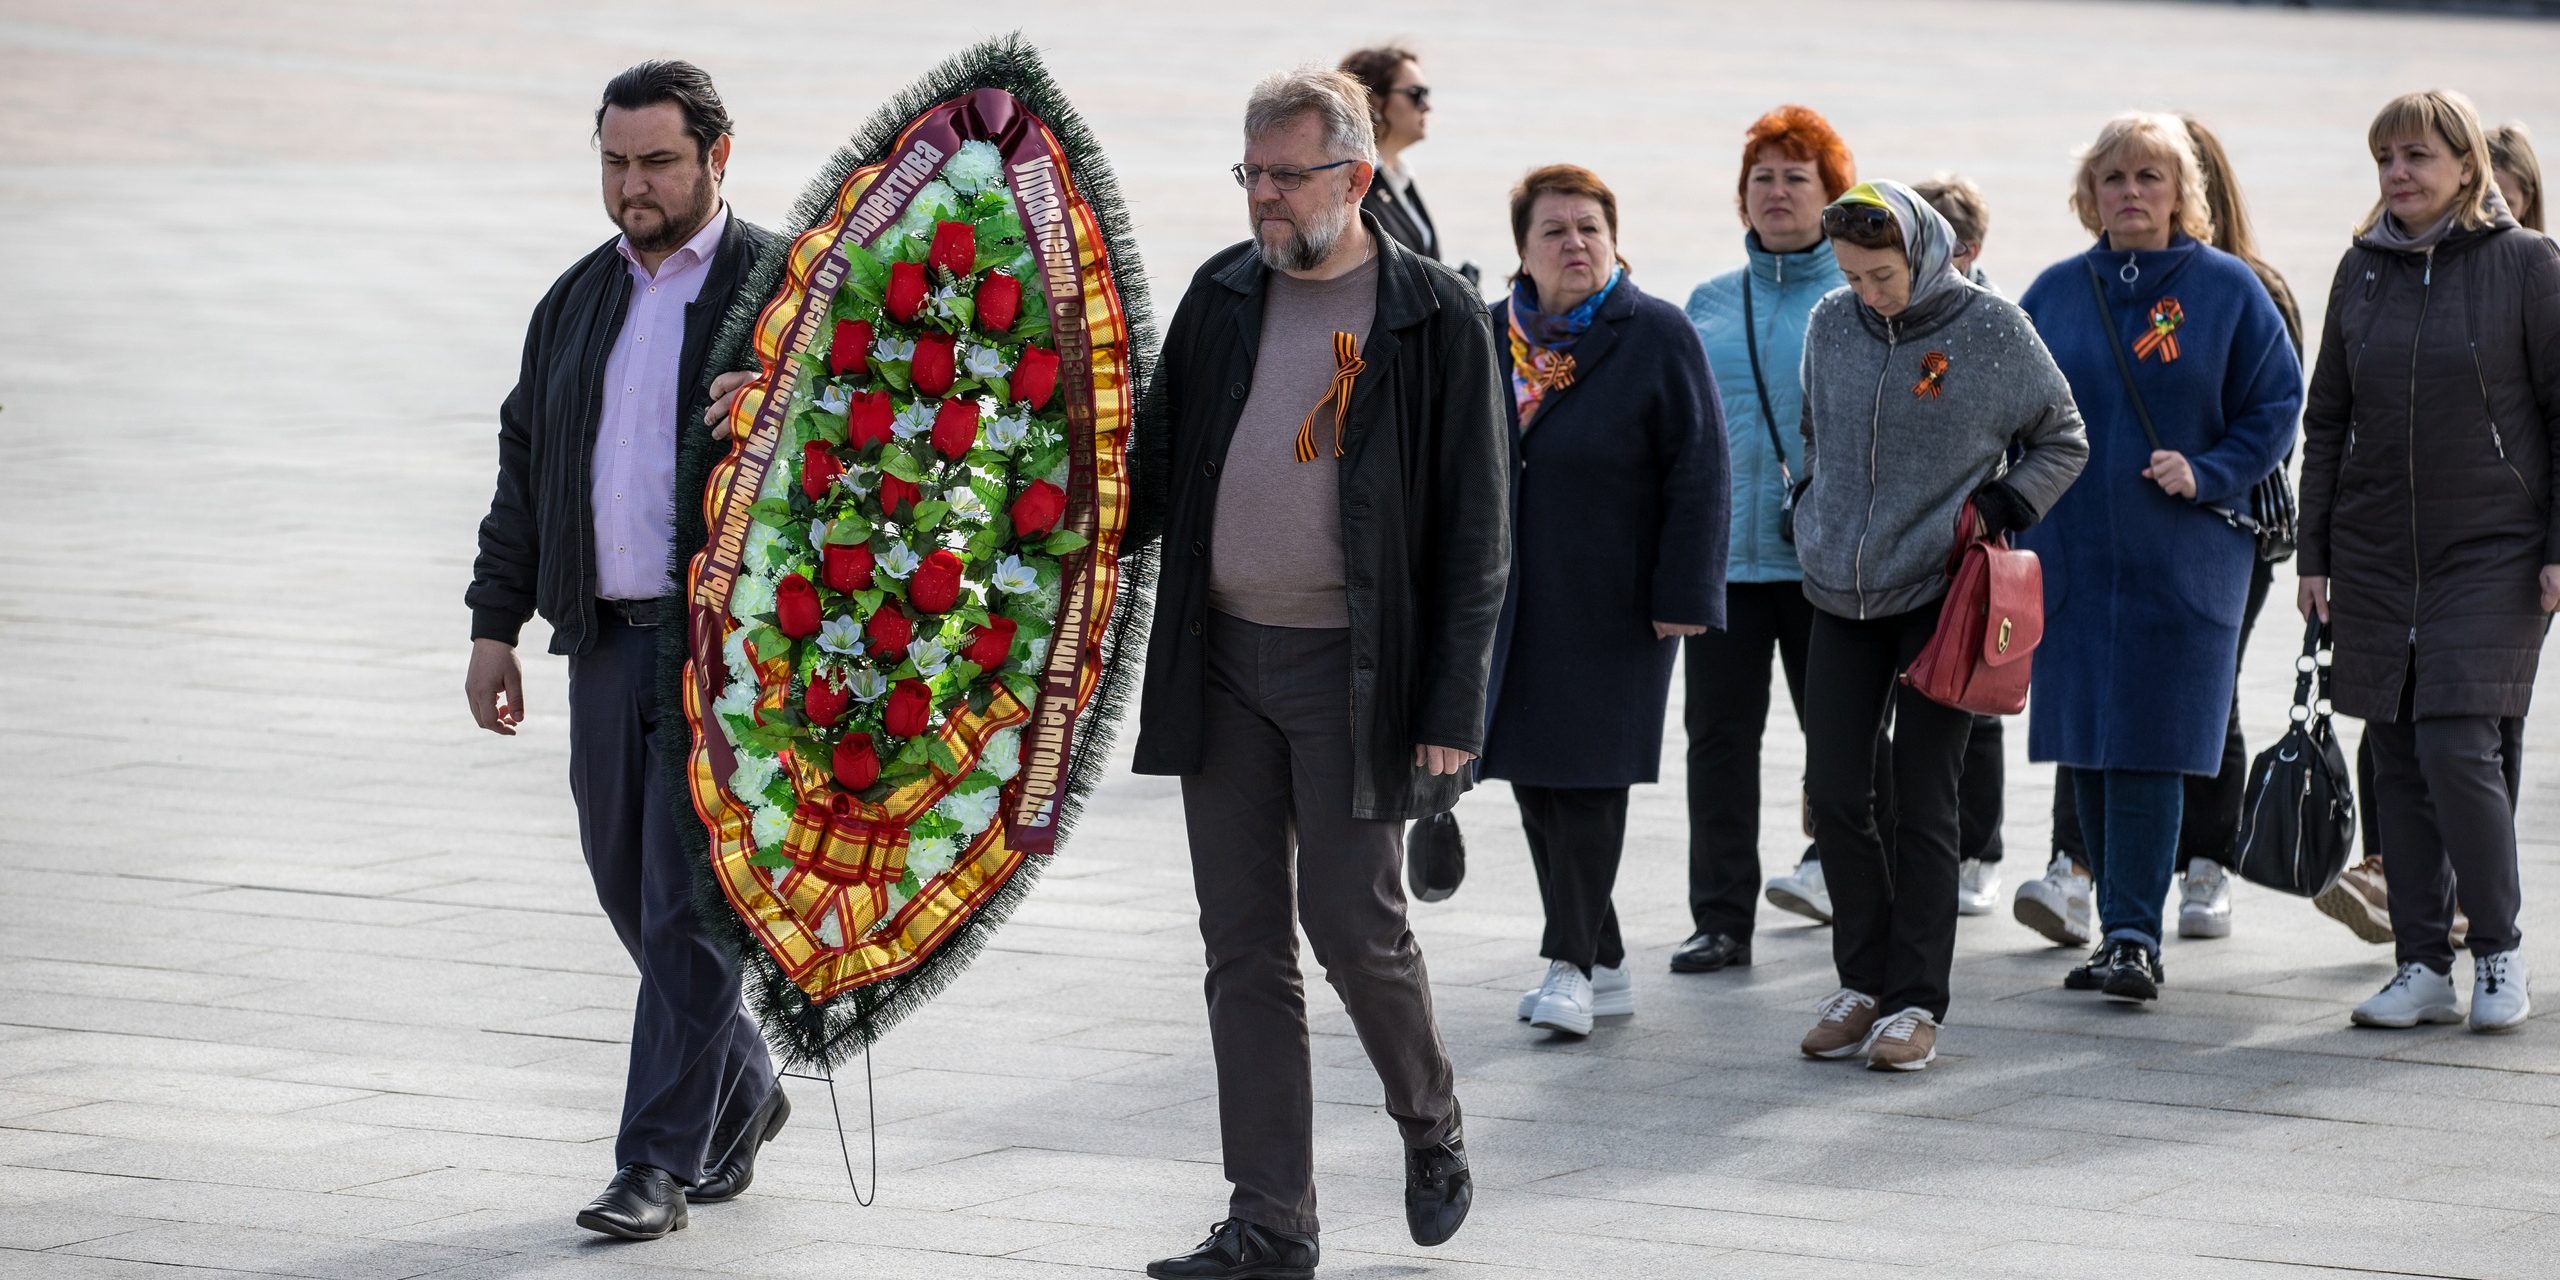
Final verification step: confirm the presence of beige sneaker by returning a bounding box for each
[2314,858,2395,945]
[1865,1008,1939,1072]
[1799,988,1880,1059]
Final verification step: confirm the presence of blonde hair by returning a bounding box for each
[2488,120,2544,232]
[1914,172,1989,246]
[2358,90,2496,235]
[2070,112,2214,244]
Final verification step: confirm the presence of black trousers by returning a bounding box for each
[1180,613,1457,1235]
[567,615,774,1184]
[2053,556,2277,868]
[2368,673,2528,972]
[1515,785,1631,973]
[2358,718,2524,864]
[1804,601,1971,1021]
[1683,581,1814,939]
[1959,715,2005,864]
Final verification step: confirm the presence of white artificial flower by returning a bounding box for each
[833,468,872,499]
[873,334,916,364]
[750,802,790,848]
[1023,633,1054,671]
[892,400,935,441]
[963,343,1007,379]
[847,668,889,702]
[730,752,780,801]
[991,555,1038,595]
[1043,458,1070,488]
[808,518,831,550]
[722,626,753,676]
[941,140,1003,195]
[758,448,794,500]
[907,834,959,880]
[984,727,1025,783]
[713,678,759,723]
[876,542,921,579]
[817,616,864,656]
[814,383,851,415]
[730,572,777,623]
[933,786,1002,839]
[984,411,1032,451]
[947,485,988,520]
[910,638,951,678]
[814,907,846,949]
[745,523,786,572]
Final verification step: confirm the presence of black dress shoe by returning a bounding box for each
[1405,1110,1472,1247]
[688,1085,790,1204]
[1145,1218,1318,1280]
[2062,944,2110,990]
[1669,930,1752,973]
[2100,939,2163,1004]
[576,1164,687,1240]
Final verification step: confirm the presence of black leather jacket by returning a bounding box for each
[1132,217,1511,820]
[468,214,775,654]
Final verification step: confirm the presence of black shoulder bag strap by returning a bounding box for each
[1742,274,1793,492]
[2083,260,2255,533]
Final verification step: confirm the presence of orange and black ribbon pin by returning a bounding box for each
[2135,297,2185,363]
[1294,331,1366,462]
[1913,351,1951,399]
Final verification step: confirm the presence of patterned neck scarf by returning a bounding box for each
[1507,266,1623,425]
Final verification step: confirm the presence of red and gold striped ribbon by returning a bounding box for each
[1293,331,1365,463]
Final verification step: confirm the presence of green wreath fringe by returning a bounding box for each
[656,32,1158,1071]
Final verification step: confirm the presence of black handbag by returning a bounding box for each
[2082,262,2297,563]
[1406,810,1467,903]
[2233,616,2357,897]
[1742,276,1805,546]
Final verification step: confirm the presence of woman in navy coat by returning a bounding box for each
[2018,113,2300,1003]
[1480,165,1729,1036]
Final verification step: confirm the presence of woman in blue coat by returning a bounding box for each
[1482,164,1729,1036]
[2018,112,2301,1003]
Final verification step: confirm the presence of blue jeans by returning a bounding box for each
[2071,769,2185,950]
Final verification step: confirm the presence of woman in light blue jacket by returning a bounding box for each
[1671,105,1855,976]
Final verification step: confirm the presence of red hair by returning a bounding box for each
[1736,105,1856,216]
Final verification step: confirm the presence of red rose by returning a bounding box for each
[802,440,843,501]
[1012,344,1060,410]
[832,732,880,790]
[1010,479,1068,539]
[976,271,1022,334]
[878,474,922,518]
[847,389,896,452]
[821,541,874,592]
[885,678,933,738]
[865,599,912,658]
[910,549,965,614]
[828,319,872,376]
[805,673,852,726]
[929,220,976,279]
[886,259,928,323]
[911,333,957,398]
[931,398,979,460]
[775,573,822,637]
[964,616,1017,670]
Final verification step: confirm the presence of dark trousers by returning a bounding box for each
[2053,557,2275,868]
[568,615,773,1184]
[1180,612,1457,1235]
[2358,717,2524,864]
[1515,785,1631,973]
[1804,602,1971,1021]
[2368,676,2526,973]
[1959,716,2005,863]
[2073,769,2185,948]
[1683,581,1814,939]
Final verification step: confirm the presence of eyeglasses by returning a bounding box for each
[1821,202,1899,246]
[1232,159,1357,192]
[1393,85,1431,106]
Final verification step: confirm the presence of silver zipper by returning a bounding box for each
[2404,249,2432,652]
[2467,341,2535,499]
[1853,318,1897,620]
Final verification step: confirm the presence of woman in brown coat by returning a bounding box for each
[2298,89,2560,1034]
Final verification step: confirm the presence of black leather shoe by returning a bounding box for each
[1669,930,1752,973]
[2062,944,2110,991]
[1144,1219,1318,1280]
[688,1085,790,1204]
[576,1164,687,1240]
[2100,939,2163,1003]
[1405,1110,1472,1247]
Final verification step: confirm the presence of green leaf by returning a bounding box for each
[750,497,795,529]
[896,738,932,767]
[853,588,886,616]
[792,737,831,774]
[944,660,983,689]
[791,350,829,384]
[825,514,872,545]
[880,361,912,394]
[924,734,961,774]
[955,768,1003,795]
[748,848,795,872]
[910,500,949,532]
[1043,530,1090,556]
[966,684,996,716]
[878,450,925,483]
[806,411,847,446]
[1002,671,1040,702]
[746,625,791,663]
[1013,305,1050,345]
[984,375,1011,404]
[946,297,976,328]
[842,241,888,303]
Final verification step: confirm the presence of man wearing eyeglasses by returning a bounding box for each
[1131,65,1509,1280]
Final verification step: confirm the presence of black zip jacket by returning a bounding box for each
[468,213,776,654]
[1131,217,1511,820]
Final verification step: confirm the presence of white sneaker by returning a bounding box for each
[1518,960,1630,1020]
[1529,961,1596,1036]
[1956,859,2000,916]
[2350,962,2462,1028]
[1765,858,1832,924]
[2013,855,2093,947]
[2178,859,2233,939]
[2471,951,2531,1033]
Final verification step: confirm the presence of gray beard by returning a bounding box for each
[1256,201,1351,273]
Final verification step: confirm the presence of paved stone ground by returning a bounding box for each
[6,2,2560,1277]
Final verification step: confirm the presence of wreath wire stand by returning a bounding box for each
[779,1050,879,1207]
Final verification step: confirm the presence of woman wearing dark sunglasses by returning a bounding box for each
[1790,181,2088,1071]
[1340,45,1472,283]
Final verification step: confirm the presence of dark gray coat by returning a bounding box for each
[1131,218,1512,820]
[2298,215,2560,720]
[1481,281,1729,788]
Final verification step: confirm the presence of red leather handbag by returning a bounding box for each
[1902,501,2043,715]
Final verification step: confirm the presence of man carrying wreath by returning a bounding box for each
[1132,66,1510,1280]
[463,60,786,1242]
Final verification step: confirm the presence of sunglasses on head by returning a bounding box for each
[1821,202,1900,246]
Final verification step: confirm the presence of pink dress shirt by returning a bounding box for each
[593,204,730,600]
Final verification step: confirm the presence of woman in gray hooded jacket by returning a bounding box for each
[1789,180,2088,1072]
